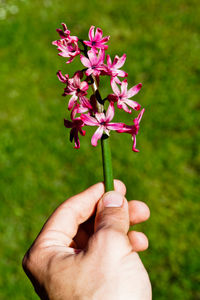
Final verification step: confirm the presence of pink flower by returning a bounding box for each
[83,26,110,51]
[104,54,128,82]
[64,105,86,149]
[55,23,71,39]
[57,70,69,84]
[118,109,145,152]
[80,102,124,146]
[80,49,105,77]
[108,79,142,113]
[52,23,80,64]
[63,71,91,110]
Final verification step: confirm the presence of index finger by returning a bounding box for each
[37,180,126,246]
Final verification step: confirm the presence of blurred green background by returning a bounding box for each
[0,0,199,299]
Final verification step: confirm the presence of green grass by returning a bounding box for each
[0,0,199,299]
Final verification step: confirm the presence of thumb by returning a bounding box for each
[94,191,130,234]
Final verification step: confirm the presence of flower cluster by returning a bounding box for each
[53,24,145,151]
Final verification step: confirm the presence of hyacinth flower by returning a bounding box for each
[108,79,142,113]
[104,54,128,83]
[52,23,80,64]
[64,105,86,149]
[83,25,110,52]
[53,24,145,191]
[80,48,105,77]
[81,102,124,146]
[118,109,145,152]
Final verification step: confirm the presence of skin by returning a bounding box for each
[22,180,152,300]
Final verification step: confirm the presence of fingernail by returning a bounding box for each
[103,192,124,207]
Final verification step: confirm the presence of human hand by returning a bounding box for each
[22,180,151,300]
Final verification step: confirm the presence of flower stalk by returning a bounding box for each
[91,74,114,191]
[101,134,114,191]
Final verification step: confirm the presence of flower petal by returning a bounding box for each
[88,49,98,65]
[127,83,142,98]
[114,54,127,69]
[107,122,124,130]
[57,70,69,83]
[124,99,141,111]
[89,25,95,40]
[121,79,128,95]
[137,108,145,123]
[91,126,104,147]
[105,101,115,122]
[80,55,91,68]
[68,95,77,110]
[80,114,99,126]
[97,49,105,64]
[106,55,112,67]
[95,112,105,123]
[132,135,139,152]
[95,28,103,41]
[64,119,72,128]
[111,78,120,95]
[120,102,132,113]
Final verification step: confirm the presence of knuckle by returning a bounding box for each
[22,244,42,275]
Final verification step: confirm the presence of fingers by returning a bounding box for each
[89,191,133,256]
[94,191,129,234]
[128,200,150,225]
[128,200,149,252]
[38,180,126,246]
[128,231,149,252]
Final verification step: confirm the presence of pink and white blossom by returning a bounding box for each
[80,102,124,146]
[57,70,69,84]
[108,79,142,113]
[52,23,80,64]
[104,54,128,82]
[118,109,145,152]
[83,26,110,52]
[64,105,86,149]
[63,71,92,110]
[80,49,105,77]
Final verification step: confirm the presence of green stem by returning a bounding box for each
[101,134,114,192]
[91,75,114,191]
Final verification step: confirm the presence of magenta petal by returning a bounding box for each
[125,99,141,111]
[105,102,115,122]
[89,25,95,40]
[80,96,93,109]
[111,78,120,95]
[107,122,124,130]
[91,126,104,147]
[127,83,142,98]
[73,130,80,149]
[106,54,112,66]
[80,114,99,126]
[88,49,98,65]
[101,36,110,43]
[114,54,127,69]
[57,70,68,83]
[117,70,128,78]
[64,119,72,128]
[68,95,77,110]
[137,108,145,123]
[95,28,103,40]
[132,135,139,152]
[121,102,132,113]
[98,49,105,64]
[95,112,106,123]
[80,55,91,68]
[121,79,128,94]
[80,81,89,91]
